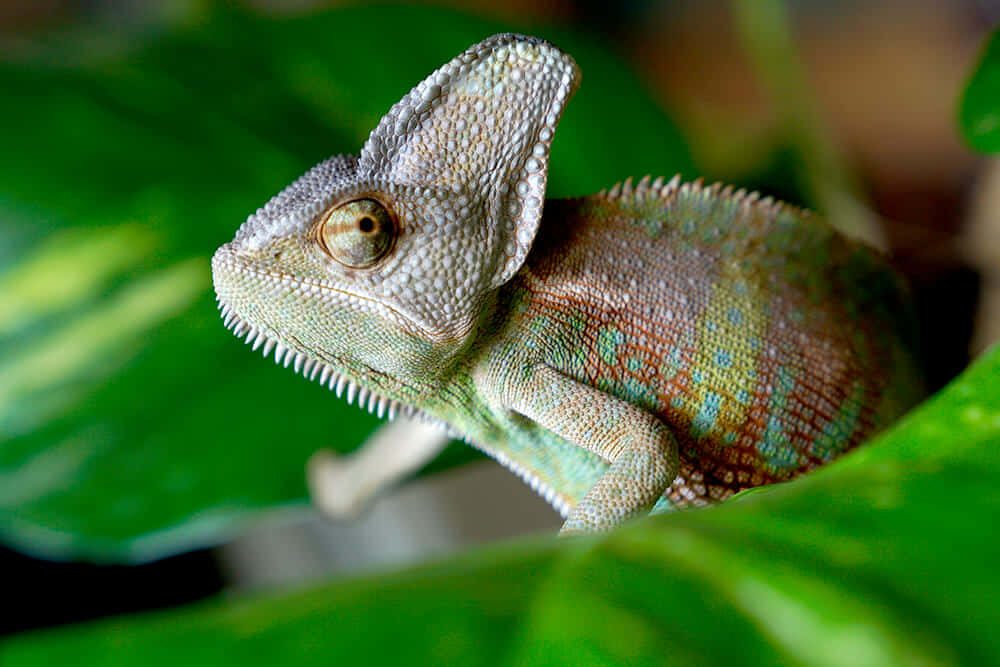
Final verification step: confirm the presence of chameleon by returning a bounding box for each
[211,33,923,534]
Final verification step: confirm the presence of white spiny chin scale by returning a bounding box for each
[215,301,459,435]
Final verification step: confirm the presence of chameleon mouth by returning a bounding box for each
[214,296,462,434]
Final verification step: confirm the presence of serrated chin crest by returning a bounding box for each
[213,291,463,436]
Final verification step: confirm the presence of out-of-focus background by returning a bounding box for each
[1,0,998,641]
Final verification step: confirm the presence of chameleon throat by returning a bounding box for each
[216,298,573,516]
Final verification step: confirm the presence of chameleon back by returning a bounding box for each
[500,178,923,507]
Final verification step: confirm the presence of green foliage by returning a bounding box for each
[3,4,999,663]
[0,5,694,561]
[960,27,1000,152]
[6,344,1000,665]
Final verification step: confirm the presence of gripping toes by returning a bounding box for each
[560,429,678,535]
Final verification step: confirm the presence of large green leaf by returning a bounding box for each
[0,5,694,561]
[959,27,1000,153]
[5,344,999,665]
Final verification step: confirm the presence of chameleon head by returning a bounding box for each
[211,34,580,396]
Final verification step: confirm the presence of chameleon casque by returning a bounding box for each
[212,34,923,534]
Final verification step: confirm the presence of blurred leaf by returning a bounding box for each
[5,345,1000,665]
[959,27,1000,153]
[731,0,882,248]
[0,5,694,561]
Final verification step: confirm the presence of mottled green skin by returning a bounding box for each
[450,182,923,513]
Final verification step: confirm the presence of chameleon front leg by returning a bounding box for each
[307,417,450,518]
[493,364,679,535]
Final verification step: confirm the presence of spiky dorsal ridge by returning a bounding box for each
[596,174,812,222]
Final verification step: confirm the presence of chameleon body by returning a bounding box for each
[211,34,922,533]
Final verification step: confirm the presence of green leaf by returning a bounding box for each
[959,27,1000,152]
[5,345,1000,665]
[0,5,694,561]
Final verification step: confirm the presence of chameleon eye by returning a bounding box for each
[318,198,396,268]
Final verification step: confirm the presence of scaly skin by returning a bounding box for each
[211,34,922,534]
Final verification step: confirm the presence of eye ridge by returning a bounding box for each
[316,198,396,269]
